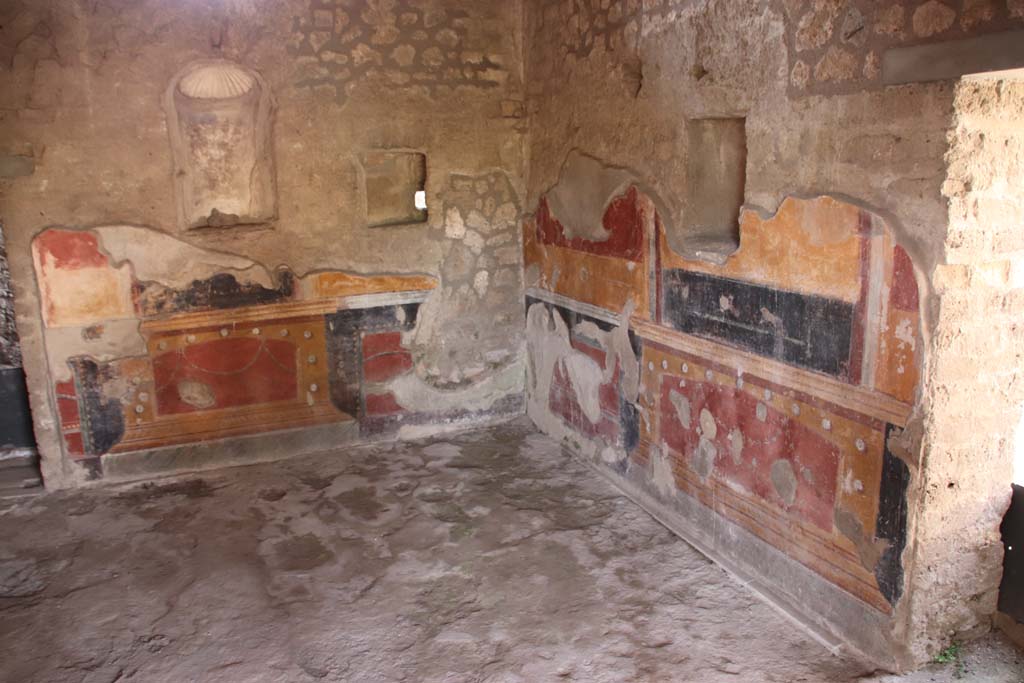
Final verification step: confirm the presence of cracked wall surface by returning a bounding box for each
[0,0,527,489]
[521,0,1024,670]
[2,0,1022,675]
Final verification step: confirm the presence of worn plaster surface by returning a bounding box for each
[0,420,1020,682]
[522,0,1024,664]
[0,0,528,489]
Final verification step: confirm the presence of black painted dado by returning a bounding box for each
[661,270,855,378]
[324,303,420,417]
[874,423,911,607]
[999,483,1024,623]
[0,367,35,449]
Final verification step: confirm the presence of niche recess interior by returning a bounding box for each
[363,151,428,228]
[682,117,747,259]
[165,60,277,230]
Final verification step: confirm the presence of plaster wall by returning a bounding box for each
[0,0,527,488]
[521,0,1024,669]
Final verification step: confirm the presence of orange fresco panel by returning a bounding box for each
[302,272,437,299]
[661,196,863,304]
[874,308,920,404]
[524,214,650,319]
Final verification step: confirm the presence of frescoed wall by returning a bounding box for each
[524,184,923,661]
[3,0,528,488]
[33,226,446,477]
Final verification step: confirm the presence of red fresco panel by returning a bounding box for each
[34,230,109,270]
[364,352,414,383]
[154,337,298,415]
[659,374,839,531]
[536,187,644,261]
[891,245,919,312]
[362,331,405,358]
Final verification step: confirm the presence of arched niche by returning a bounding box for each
[165,59,277,230]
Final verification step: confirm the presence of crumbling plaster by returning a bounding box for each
[0,0,528,489]
[522,0,1024,667]
[1,0,1022,671]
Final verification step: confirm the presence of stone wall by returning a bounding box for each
[907,74,1024,657]
[780,0,1024,94]
[0,224,20,370]
[521,0,1023,669]
[0,0,527,488]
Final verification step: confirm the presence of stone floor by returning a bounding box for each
[0,419,1020,682]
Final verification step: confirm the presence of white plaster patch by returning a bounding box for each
[668,390,691,429]
[43,320,148,382]
[388,357,525,414]
[562,352,604,424]
[94,225,273,289]
[699,408,717,439]
[728,428,744,464]
[894,317,916,349]
[650,444,676,497]
[693,438,717,478]
[445,206,466,239]
[601,445,626,464]
[473,270,489,297]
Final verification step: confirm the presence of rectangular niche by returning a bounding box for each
[683,117,747,255]
[363,151,428,228]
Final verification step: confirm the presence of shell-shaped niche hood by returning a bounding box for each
[178,62,257,99]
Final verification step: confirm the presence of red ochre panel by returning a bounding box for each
[365,392,403,416]
[362,331,405,358]
[153,337,298,415]
[63,431,85,458]
[536,187,644,261]
[57,396,81,428]
[890,245,919,312]
[364,352,413,383]
[659,374,840,532]
[33,230,109,270]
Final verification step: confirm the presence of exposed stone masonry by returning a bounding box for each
[410,171,523,389]
[783,0,1024,94]
[0,225,21,370]
[289,0,510,102]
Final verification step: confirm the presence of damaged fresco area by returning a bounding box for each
[33,221,529,478]
[523,171,923,622]
[382,170,526,435]
[31,171,526,480]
